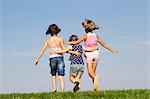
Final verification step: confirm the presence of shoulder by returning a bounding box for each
[43,39,49,46]
[60,37,64,40]
[59,37,64,42]
[82,34,87,40]
[83,34,87,37]
[56,37,64,42]
[44,39,49,44]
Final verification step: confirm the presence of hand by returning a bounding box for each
[34,59,39,65]
[51,50,57,54]
[111,49,119,53]
[74,51,81,56]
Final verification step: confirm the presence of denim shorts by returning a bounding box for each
[49,57,65,76]
[70,64,84,76]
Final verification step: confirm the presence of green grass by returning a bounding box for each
[0,89,149,99]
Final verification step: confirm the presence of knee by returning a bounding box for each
[69,77,72,82]
[88,71,93,77]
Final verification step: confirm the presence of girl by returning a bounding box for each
[67,19,118,91]
[52,35,85,92]
[34,24,66,92]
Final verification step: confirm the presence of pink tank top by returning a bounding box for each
[85,33,97,47]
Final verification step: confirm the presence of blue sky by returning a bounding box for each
[1,0,149,93]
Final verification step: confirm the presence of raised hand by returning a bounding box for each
[74,51,81,56]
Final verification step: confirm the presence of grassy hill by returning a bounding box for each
[0,89,149,99]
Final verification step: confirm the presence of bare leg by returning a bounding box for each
[76,72,82,91]
[92,63,97,75]
[58,76,64,92]
[92,63,98,83]
[70,74,76,83]
[87,63,96,79]
[52,75,57,91]
[87,63,99,91]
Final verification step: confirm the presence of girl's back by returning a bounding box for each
[46,36,64,58]
[46,36,63,48]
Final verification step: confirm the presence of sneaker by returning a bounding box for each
[73,81,80,92]
[93,76,99,91]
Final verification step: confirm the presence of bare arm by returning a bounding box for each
[52,46,80,56]
[68,51,80,56]
[66,34,86,44]
[97,35,118,53]
[34,41,48,65]
[56,47,71,54]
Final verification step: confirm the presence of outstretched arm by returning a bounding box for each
[34,41,48,65]
[66,34,86,44]
[97,35,118,53]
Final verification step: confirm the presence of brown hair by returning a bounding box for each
[82,19,99,33]
[46,24,61,36]
[69,35,78,42]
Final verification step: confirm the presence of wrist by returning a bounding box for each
[36,58,39,61]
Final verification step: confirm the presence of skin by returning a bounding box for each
[66,31,118,90]
[34,34,65,92]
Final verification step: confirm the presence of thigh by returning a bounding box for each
[93,50,100,63]
[78,65,84,75]
[70,64,79,76]
[49,58,57,75]
[93,55,100,63]
[92,63,98,73]
[57,57,65,76]
[86,63,93,73]
[86,53,94,63]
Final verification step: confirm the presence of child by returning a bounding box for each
[52,35,85,92]
[34,24,66,92]
[67,19,118,91]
